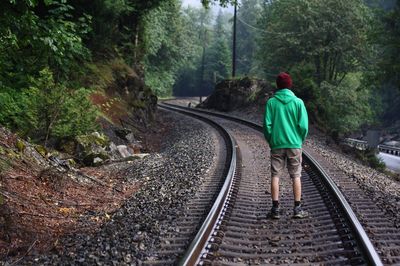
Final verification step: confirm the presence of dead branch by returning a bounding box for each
[9,238,38,266]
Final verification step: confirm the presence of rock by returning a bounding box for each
[15,139,26,152]
[109,142,118,153]
[68,159,77,168]
[198,77,273,112]
[60,140,77,155]
[114,129,131,140]
[76,132,110,166]
[108,142,122,160]
[93,157,104,166]
[34,145,48,158]
[128,143,142,154]
[133,153,149,159]
[48,155,71,170]
[117,145,131,158]
[126,133,136,143]
[124,254,132,263]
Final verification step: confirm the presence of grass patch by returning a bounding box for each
[355,148,386,172]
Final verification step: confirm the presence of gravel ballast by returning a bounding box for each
[166,99,400,227]
[215,103,400,227]
[22,109,218,265]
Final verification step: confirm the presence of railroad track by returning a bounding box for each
[146,103,388,265]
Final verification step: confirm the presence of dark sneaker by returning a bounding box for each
[269,206,280,219]
[293,206,309,219]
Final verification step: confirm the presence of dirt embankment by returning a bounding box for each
[0,116,172,263]
[0,60,162,262]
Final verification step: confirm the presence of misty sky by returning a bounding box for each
[182,0,203,8]
[181,0,234,13]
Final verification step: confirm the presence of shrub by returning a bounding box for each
[356,149,386,172]
[318,73,374,136]
[0,68,98,144]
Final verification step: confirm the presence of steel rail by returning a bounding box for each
[158,104,238,266]
[162,102,383,266]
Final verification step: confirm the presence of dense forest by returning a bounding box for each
[0,0,399,143]
[174,0,400,136]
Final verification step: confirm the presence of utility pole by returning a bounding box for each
[232,0,237,78]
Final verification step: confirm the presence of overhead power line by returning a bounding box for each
[236,16,301,35]
[237,16,270,33]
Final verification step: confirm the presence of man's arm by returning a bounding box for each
[298,101,308,142]
[263,101,273,143]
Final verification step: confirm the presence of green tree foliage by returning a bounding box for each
[201,0,237,7]
[30,68,98,142]
[205,39,231,85]
[52,88,99,140]
[141,0,193,97]
[236,0,263,76]
[367,0,400,125]
[377,0,400,88]
[1,0,192,144]
[214,10,232,40]
[0,0,99,143]
[0,68,98,143]
[173,7,212,96]
[259,0,372,85]
[319,73,374,136]
[0,0,90,86]
[0,88,38,136]
[173,7,233,96]
[66,0,169,57]
[257,0,376,135]
[67,0,133,54]
[204,11,231,86]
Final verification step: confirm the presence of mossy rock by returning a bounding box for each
[60,140,77,155]
[68,159,77,167]
[75,132,110,166]
[15,139,26,153]
[7,149,20,159]
[199,77,272,112]
[35,145,48,158]
[76,132,109,148]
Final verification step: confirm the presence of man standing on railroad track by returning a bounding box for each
[263,72,309,219]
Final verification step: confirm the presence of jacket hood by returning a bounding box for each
[273,89,297,104]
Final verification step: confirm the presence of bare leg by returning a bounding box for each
[292,177,301,202]
[271,176,280,201]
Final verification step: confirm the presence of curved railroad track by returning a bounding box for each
[143,105,236,265]
[146,103,391,265]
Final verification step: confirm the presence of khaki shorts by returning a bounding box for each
[271,148,302,179]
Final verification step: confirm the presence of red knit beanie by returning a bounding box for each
[276,72,292,89]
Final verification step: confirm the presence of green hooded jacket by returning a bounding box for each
[263,89,308,149]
